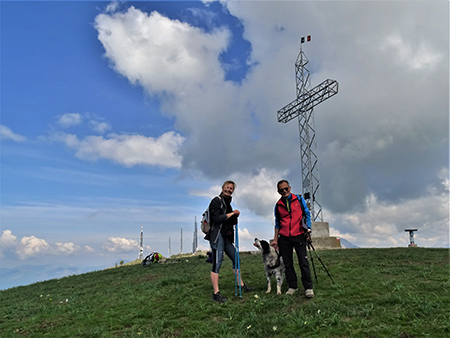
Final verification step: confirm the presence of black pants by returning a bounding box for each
[278,235,313,290]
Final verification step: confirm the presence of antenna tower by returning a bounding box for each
[168,237,171,257]
[277,36,338,221]
[180,228,183,254]
[138,224,144,260]
[192,216,198,253]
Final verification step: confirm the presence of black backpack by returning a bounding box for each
[142,252,161,267]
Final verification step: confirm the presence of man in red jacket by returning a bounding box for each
[271,180,314,298]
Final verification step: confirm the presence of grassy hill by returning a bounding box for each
[1,248,448,338]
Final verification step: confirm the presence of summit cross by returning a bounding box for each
[277,38,338,222]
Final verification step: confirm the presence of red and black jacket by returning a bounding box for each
[275,194,310,237]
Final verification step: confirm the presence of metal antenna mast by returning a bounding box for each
[277,36,338,222]
[179,228,183,254]
[168,237,171,257]
[192,216,198,253]
[138,224,144,260]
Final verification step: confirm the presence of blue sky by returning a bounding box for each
[1,0,448,289]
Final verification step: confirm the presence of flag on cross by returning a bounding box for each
[301,35,312,43]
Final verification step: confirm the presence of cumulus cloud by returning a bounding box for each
[326,171,449,248]
[95,6,230,95]
[0,230,18,258]
[103,237,138,253]
[238,227,252,241]
[17,236,51,260]
[0,125,26,142]
[54,242,82,255]
[54,131,185,168]
[0,230,98,260]
[57,113,83,128]
[0,230,17,248]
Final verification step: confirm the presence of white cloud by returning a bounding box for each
[326,174,449,248]
[231,168,288,218]
[54,131,185,168]
[55,242,82,255]
[103,237,138,253]
[0,230,18,258]
[0,125,26,142]
[105,1,120,13]
[238,227,252,241]
[84,245,95,253]
[17,236,51,260]
[381,34,443,71]
[0,230,17,248]
[57,113,83,128]
[89,120,111,134]
[95,6,230,95]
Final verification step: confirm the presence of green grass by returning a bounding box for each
[1,248,449,337]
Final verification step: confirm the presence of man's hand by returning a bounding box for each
[270,240,278,251]
[304,229,311,243]
[233,210,240,217]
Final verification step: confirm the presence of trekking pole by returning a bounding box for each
[308,239,336,284]
[307,241,318,283]
[234,222,242,297]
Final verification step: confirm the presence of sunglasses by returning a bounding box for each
[278,187,290,193]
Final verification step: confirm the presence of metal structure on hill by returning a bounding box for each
[180,228,183,254]
[192,216,198,253]
[138,224,144,260]
[405,228,418,247]
[277,36,338,222]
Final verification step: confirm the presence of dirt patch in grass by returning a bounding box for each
[399,333,416,338]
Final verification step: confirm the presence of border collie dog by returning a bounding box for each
[253,238,285,294]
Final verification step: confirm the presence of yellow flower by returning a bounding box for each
[247,325,252,330]
[273,326,277,331]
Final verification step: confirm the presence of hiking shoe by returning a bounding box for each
[212,292,228,303]
[241,284,254,293]
[305,289,314,298]
[285,288,298,295]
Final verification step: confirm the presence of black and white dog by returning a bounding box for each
[253,238,285,294]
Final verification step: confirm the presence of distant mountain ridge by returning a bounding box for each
[339,238,359,248]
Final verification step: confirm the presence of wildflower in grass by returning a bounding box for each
[317,309,321,314]
[273,326,277,331]
[247,325,251,330]
[254,294,259,299]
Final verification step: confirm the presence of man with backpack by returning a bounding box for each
[271,180,314,299]
[205,180,253,302]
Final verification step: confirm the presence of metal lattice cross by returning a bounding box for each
[277,42,338,222]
